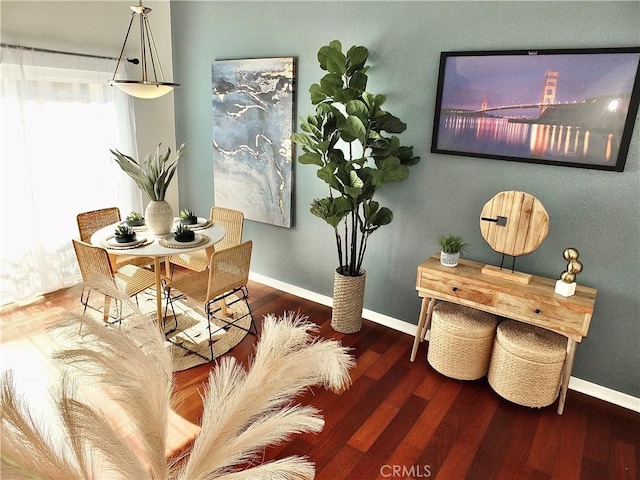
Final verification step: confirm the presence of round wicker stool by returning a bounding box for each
[427,302,497,380]
[488,320,567,408]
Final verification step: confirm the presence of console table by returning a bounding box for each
[411,255,597,414]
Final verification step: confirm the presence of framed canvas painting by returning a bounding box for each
[431,47,640,171]
[212,57,295,227]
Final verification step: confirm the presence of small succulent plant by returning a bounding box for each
[125,211,145,226]
[114,224,136,243]
[174,223,195,242]
[126,211,143,222]
[179,209,197,225]
[174,223,192,236]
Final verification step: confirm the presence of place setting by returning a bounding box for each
[100,224,154,250]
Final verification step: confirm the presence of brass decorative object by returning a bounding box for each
[555,247,582,297]
[560,248,583,283]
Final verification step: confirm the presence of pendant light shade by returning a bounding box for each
[109,1,179,99]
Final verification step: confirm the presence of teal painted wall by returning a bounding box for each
[170,1,640,397]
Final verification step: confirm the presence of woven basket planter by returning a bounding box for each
[488,320,567,408]
[427,302,497,380]
[331,268,366,334]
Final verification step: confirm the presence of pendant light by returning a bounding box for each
[109,1,179,99]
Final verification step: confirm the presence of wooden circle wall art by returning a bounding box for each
[479,190,549,284]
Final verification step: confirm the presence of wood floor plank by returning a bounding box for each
[434,386,498,479]
[347,394,431,479]
[404,378,464,449]
[348,401,400,452]
[550,407,587,479]
[3,276,638,480]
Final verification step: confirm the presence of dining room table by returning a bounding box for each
[90,217,225,326]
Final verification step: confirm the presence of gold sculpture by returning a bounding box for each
[559,247,583,283]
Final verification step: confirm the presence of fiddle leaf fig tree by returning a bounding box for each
[292,40,420,277]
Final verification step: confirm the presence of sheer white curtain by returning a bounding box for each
[0,46,142,305]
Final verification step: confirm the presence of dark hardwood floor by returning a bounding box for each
[1,278,638,480]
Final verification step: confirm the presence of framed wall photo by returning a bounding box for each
[431,47,640,171]
[212,57,295,227]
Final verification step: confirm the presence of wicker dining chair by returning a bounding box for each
[163,240,256,361]
[72,239,156,323]
[168,206,244,275]
[76,207,153,270]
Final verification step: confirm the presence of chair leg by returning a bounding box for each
[163,287,178,334]
[80,287,91,315]
[103,296,111,323]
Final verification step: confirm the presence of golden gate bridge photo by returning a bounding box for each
[432,49,640,171]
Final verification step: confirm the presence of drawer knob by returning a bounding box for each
[452,287,458,292]
[535,308,541,314]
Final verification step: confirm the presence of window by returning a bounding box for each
[0,46,141,305]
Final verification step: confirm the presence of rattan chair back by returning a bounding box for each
[167,207,244,274]
[206,240,252,302]
[77,207,121,242]
[76,207,153,270]
[72,239,155,323]
[72,239,115,284]
[210,206,244,251]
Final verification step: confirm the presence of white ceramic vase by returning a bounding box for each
[440,251,460,267]
[145,200,174,236]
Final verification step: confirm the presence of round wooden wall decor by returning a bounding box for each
[480,190,549,257]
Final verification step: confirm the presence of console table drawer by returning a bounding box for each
[495,292,587,331]
[419,272,493,306]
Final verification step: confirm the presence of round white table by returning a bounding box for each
[90,220,225,325]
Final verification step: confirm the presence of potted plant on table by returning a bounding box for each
[439,235,468,267]
[111,143,185,235]
[292,40,420,333]
[174,223,195,243]
[125,211,145,227]
[179,209,198,225]
[114,224,136,243]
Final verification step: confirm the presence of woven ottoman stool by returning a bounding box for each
[488,320,567,408]
[427,302,498,380]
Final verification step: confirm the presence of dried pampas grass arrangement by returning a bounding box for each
[1,305,354,480]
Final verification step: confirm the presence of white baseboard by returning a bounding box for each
[249,272,640,413]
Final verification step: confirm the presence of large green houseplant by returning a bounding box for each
[111,143,185,235]
[292,40,420,332]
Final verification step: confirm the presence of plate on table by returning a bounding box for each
[104,236,147,248]
[163,233,203,247]
[118,222,148,232]
[172,217,209,229]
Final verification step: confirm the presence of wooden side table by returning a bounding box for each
[411,255,597,414]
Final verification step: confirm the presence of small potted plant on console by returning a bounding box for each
[114,224,136,243]
[125,211,145,227]
[174,223,195,243]
[179,209,198,225]
[439,234,468,267]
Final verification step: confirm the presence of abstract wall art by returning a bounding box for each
[211,57,295,227]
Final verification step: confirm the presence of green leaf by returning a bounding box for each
[291,132,314,148]
[320,73,345,96]
[380,156,410,183]
[373,112,407,133]
[346,100,368,122]
[309,83,326,104]
[298,151,323,166]
[346,45,369,73]
[325,49,347,75]
[348,71,368,93]
[310,196,351,228]
[345,115,367,142]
